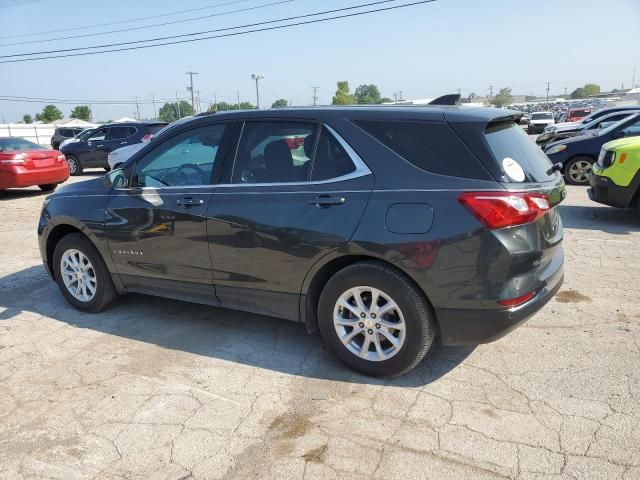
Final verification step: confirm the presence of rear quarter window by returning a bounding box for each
[354,120,489,179]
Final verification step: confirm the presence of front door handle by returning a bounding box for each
[308,195,346,207]
[120,141,127,145]
[96,144,104,148]
[176,197,204,207]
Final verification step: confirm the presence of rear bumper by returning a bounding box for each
[436,266,564,345]
[0,165,69,189]
[588,173,638,209]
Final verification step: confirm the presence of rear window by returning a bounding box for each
[570,109,591,117]
[0,138,44,151]
[146,124,168,135]
[354,120,489,179]
[531,113,553,120]
[484,122,555,183]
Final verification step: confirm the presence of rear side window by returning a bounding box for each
[109,127,135,140]
[355,120,488,179]
[311,126,356,181]
[484,122,555,183]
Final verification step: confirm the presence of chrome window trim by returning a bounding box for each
[114,122,371,191]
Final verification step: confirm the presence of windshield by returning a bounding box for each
[531,113,553,120]
[0,138,44,152]
[598,114,640,136]
[77,128,95,141]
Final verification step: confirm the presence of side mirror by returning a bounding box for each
[104,168,128,189]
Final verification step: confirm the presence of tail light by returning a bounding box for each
[458,192,551,229]
[0,153,26,166]
[141,134,153,142]
[57,154,66,164]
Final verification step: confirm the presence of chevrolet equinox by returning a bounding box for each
[38,106,565,376]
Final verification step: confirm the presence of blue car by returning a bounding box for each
[545,113,640,185]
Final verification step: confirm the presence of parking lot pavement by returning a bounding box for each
[1,176,639,480]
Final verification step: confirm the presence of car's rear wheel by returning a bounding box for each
[564,156,593,185]
[66,155,83,176]
[318,261,436,377]
[38,184,57,192]
[52,233,118,312]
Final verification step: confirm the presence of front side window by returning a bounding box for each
[133,124,226,188]
[232,122,315,184]
[621,118,640,137]
[87,128,107,142]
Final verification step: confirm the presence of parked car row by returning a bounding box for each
[0,137,69,191]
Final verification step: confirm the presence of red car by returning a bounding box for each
[567,108,592,122]
[0,137,69,192]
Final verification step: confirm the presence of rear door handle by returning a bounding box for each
[308,195,346,207]
[176,197,204,207]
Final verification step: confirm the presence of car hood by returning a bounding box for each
[602,136,640,152]
[51,176,108,197]
[545,133,596,150]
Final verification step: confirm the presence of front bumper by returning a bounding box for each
[587,173,638,209]
[436,266,564,345]
[528,124,551,134]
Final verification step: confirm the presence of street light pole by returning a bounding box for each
[186,71,198,113]
[251,74,264,109]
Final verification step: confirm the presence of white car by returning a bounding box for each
[107,142,146,169]
[527,112,555,134]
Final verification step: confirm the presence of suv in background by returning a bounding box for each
[50,127,86,150]
[59,121,167,175]
[39,106,565,376]
[528,112,555,134]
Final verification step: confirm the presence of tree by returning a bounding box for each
[332,81,355,105]
[22,114,33,124]
[379,97,393,104]
[271,99,288,108]
[491,87,513,108]
[35,104,63,123]
[70,105,92,121]
[207,101,255,112]
[354,84,383,104]
[571,83,601,99]
[158,100,193,122]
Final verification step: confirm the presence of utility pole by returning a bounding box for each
[135,97,141,120]
[89,103,93,122]
[564,87,567,98]
[196,90,201,114]
[186,71,198,114]
[546,82,550,105]
[633,65,637,89]
[236,91,240,109]
[251,74,264,109]
[489,85,494,98]
[151,94,157,119]
[311,86,319,106]
[176,92,181,118]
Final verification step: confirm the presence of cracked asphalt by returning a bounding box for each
[1,174,639,479]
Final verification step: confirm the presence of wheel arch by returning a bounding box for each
[300,253,438,335]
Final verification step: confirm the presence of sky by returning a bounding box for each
[0,0,638,122]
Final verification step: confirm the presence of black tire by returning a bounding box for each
[38,184,57,192]
[52,233,118,313]
[564,156,594,186]
[318,261,436,377]
[66,155,83,176]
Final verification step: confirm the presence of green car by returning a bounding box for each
[588,136,640,209]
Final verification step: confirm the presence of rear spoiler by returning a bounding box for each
[428,94,461,106]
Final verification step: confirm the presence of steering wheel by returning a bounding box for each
[175,163,206,186]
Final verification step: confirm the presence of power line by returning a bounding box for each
[0,0,429,60]
[0,0,258,40]
[0,0,294,47]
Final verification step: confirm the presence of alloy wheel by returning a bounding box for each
[60,248,97,302]
[67,157,78,175]
[568,160,592,184]
[333,286,406,362]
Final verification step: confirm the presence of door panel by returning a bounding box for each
[207,176,374,320]
[105,123,230,303]
[207,121,374,320]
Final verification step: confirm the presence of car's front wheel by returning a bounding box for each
[564,156,594,185]
[318,261,436,377]
[52,233,118,312]
[66,155,83,176]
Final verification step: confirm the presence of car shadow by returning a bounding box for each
[0,265,475,387]
[559,204,639,234]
